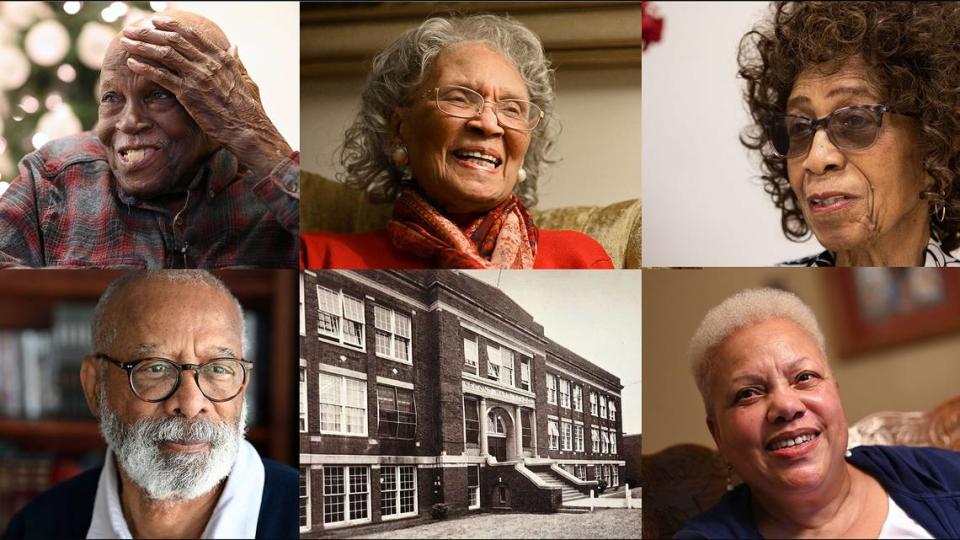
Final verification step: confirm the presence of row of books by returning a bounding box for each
[0,304,94,420]
[0,304,262,425]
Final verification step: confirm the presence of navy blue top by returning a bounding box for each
[1,458,297,539]
[676,445,960,539]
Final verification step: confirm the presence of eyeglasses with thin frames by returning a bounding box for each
[764,104,904,159]
[423,85,544,132]
[95,353,253,403]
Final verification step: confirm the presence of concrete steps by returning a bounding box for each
[533,470,587,502]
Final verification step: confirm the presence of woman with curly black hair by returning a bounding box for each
[738,2,960,266]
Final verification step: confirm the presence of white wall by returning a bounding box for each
[642,1,822,266]
[301,67,642,211]
[170,1,299,150]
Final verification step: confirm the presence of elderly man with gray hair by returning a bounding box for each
[1,271,296,539]
[677,288,960,538]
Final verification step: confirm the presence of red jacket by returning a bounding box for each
[301,229,614,269]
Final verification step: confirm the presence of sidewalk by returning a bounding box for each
[564,486,642,509]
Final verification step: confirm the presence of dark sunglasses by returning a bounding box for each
[764,104,901,159]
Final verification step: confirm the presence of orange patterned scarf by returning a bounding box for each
[387,189,539,269]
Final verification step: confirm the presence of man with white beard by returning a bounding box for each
[1,271,297,539]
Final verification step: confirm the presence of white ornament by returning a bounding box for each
[25,19,70,66]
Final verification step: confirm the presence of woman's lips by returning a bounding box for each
[451,150,502,172]
[766,431,821,459]
[807,192,860,215]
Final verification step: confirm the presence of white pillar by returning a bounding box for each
[531,408,539,457]
[514,404,523,458]
[479,397,489,456]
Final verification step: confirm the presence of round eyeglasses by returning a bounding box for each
[95,353,253,403]
[426,85,544,131]
[764,104,896,159]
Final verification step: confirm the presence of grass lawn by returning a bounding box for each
[353,508,642,539]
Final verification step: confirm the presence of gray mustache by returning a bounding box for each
[133,416,234,446]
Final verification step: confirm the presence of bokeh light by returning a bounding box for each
[77,21,116,69]
[0,46,31,89]
[24,20,70,66]
[56,64,77,83]
[63,2,83,15]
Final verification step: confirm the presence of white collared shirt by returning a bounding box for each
[87,439,264,539]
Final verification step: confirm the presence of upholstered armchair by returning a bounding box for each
[300,171,642,268]
[640,395,960,539]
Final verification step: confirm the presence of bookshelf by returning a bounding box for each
[0,269,296,462]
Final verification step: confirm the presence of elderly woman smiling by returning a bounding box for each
[677,289,960,538]
[300,14,613,269]
[739,2,960,266]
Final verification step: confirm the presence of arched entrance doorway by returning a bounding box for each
[486,407,515,462]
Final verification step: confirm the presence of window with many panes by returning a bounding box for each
[316,286,365,348]
[548,419,559,450]
[519,357,531,391]
[576,464,587,480]
[609,401,617,422]
[376,384,416,439]
[300,367,308,432]
[601,430,610,454]
[547,374,557,404]
[592,427,600,453]
[488,411,506,435]
[599,395,607,419]
[463,335,478,374]
[590,391,598,416]
[574,424,584,452]
[500,348,514,387]
[319,372,367,436]
[468,465,481,509]
[486,345,501,381]
[610,431,617,454]
[521,409,532,448]
[612,466,619,487]
[380,466,417,519]
[573,385,582,412]
[464,397,479,444]
[323,466,370,526]
[559,379,571,409]
[300,467,310,531]
[374,305,411,363]
[561,421,572,451]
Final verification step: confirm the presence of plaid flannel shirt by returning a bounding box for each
[0,132,299,268]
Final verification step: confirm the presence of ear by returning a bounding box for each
[80,355,101,418]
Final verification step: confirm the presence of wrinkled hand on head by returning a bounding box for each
[119,15,291,173]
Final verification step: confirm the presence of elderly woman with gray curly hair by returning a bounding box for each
[740,2,960,266]
[300,13,613,269]
[677,288,960,538]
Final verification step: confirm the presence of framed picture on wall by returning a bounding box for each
[831,268,960,356]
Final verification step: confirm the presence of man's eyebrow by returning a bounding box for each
[133,343,163,357]
[214,347,239,359]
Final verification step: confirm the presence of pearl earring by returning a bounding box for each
[392,144,413,182]
[392,145,409,168]
[517,167,527,183]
